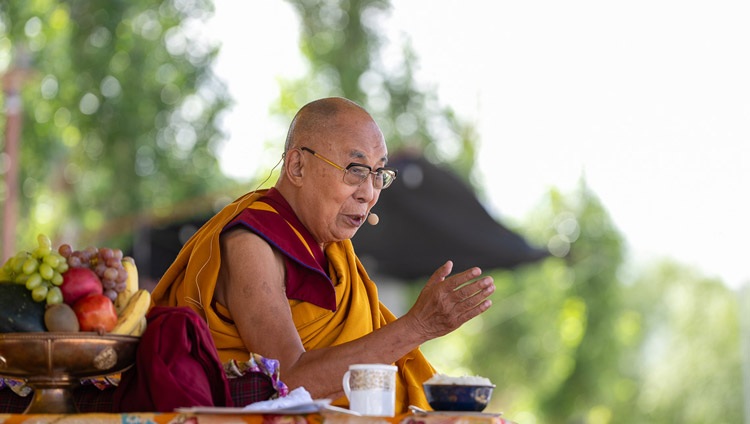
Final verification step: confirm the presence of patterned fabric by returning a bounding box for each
[0,378,31,397]
[228,371,276,408]
[225,353,289,398]
[0,371,275,413]
[0,375,119,397]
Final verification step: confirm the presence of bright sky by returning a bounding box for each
[205,1,749,289]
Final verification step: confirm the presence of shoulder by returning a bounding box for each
[220,227,284,271]
[216,228,286,303]
[221,226,266,248]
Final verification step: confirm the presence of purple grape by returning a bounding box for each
[102,278,116,290]
[103,289,117,301]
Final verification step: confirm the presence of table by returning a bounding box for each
[0,411,516,424]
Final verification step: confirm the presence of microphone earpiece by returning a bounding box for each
[367,213,379,226]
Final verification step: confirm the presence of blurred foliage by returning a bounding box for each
[0,0,232,252]
[420,181,743,423]
[421,181,630,422]
[278,0,482,187]
[625,261,742,423]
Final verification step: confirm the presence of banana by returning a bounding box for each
[110,289,151,335]
[129,316,148,337]
[114,259,139,314]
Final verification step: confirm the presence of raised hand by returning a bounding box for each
[404,260,495,341]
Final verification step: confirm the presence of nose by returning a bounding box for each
[353,174,378,203]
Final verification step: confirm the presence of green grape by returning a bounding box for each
[25,273,43,290]
[43,254,60,269]
[22,257,39,275]
[5,259,17,275]
[4,235,74,304]
[37,233,52,249]
[39,263,54,280]
[1,258,12,272]
[12,253,27,273]
[46,286,63,304]
[0,262,13,281]
[31,285,48,302]
[33,245,52,258]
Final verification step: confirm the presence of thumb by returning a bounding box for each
[426,260,454,286]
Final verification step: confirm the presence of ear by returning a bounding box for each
[284,148,304,186]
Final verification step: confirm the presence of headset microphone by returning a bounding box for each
[367,213,380,226]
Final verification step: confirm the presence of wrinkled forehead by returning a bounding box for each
[339,144,388,165]
[314,112,388,162]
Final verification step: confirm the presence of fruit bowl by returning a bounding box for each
[0,332,139,413]
[423,383,495,412]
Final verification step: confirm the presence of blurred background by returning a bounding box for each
[1,0,748,422]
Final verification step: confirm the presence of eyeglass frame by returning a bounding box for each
[299,146,398,189]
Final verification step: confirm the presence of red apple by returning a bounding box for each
[73,293,118,333]
[60,267,103,305]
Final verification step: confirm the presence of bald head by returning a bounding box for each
[275,97,388,246]
[284,97,376,153]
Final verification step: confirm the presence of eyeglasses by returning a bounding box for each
[300,147,397,189]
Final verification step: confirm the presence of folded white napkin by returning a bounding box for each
[242,387,315,412]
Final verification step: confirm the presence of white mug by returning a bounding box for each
[342,363,397,417]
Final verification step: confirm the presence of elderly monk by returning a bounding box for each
[150,97,496,413]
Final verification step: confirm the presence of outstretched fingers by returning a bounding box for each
[407,262,497,341]
[453,275,495,319]
[445,266,484,291]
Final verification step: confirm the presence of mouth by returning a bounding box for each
[344,213,366,227]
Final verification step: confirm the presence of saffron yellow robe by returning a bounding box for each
[151,188,435,412]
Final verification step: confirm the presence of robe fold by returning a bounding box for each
[151,188,435,412]
[112,306,232,412]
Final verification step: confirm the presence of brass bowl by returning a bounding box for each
[0,332,139,414]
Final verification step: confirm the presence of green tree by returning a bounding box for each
[0,0,231,253]
[422,181,744,423]
[625,261,743,423]
[279,0,481,183]
[422,181,635,422]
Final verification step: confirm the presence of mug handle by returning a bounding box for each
[342,370,351,399]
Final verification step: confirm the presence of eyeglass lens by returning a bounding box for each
[345,166,395,189]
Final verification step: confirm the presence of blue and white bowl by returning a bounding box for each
[422,383,495,412]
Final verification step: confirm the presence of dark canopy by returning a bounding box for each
[352,153,548,280]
